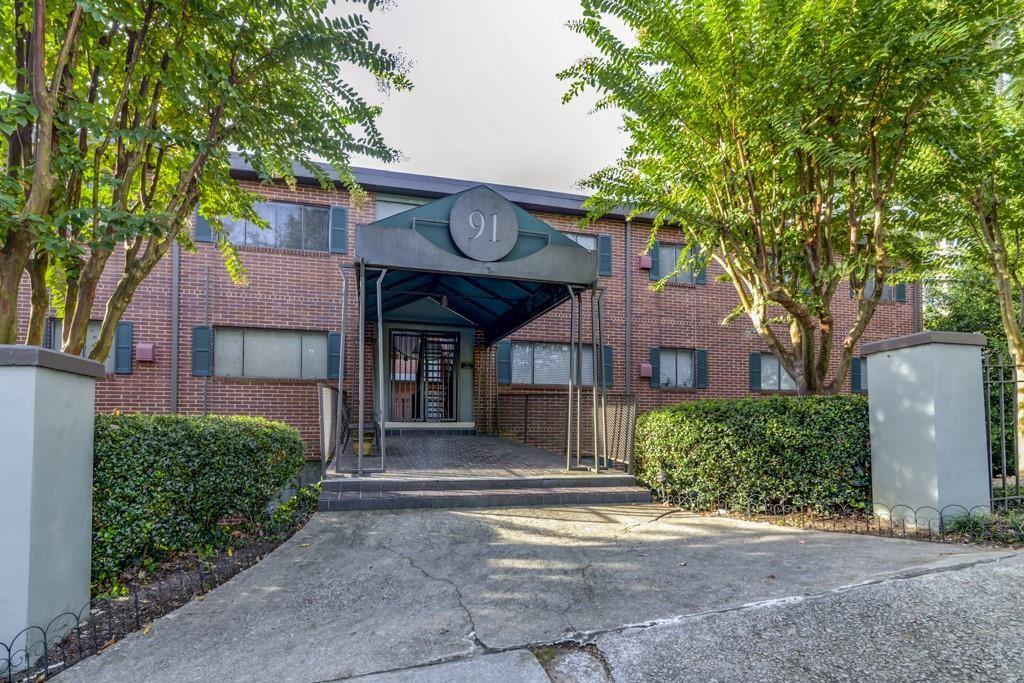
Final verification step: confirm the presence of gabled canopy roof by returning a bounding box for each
[357,186,597,343]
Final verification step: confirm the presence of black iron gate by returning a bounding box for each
[983,353,1023,509]
[389,330,459,422]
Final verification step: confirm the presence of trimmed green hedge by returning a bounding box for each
[93,414,305,588]
[634,395,871,510]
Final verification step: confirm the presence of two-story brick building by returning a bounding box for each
[24,157,920,475]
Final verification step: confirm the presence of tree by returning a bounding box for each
[1,0,410,358]
[906,49,1024,476]
[559,0,1015,393]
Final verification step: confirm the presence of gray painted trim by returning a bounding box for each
[227,153,649,222]
[862,331,987,356]
[0,345,105,378]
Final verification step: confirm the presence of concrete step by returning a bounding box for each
[321,473,638,494]
[317,484,652,511]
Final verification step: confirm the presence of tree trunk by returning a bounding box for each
[25,251,49,345]
[0,229,33,343]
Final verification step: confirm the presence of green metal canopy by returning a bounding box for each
[356,185,597,343]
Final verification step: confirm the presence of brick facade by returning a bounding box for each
[16,170,919,461]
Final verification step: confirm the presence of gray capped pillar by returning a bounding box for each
[862,332,991,527]
[0,346,102,668]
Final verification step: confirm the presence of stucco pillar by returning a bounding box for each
[0,346,102,670]
[862,332,991,528]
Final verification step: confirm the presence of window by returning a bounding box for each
[46,319,116,373]
[656,243,699,284]
[213,327,329,379]
[759,353,797,392]
[855,272,906,302]
[511,342,594,386]
[657,348,695,388]
[565,233,597,252]
[375,193,430,220]
[221,201,331,252]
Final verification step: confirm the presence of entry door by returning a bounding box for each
[389,330,459,422]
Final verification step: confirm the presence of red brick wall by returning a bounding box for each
[16,177,919,461]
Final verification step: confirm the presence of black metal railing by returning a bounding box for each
[983,353,1024,509]
[657,491,1024,546]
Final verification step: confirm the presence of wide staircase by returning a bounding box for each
[317,473,651,511]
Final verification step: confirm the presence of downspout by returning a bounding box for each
[170,242,180,413]
[624,218,633,395]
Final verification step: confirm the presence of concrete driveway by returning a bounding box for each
[58,504,1020,682]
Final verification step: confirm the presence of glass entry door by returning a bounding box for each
[389,330,459,422]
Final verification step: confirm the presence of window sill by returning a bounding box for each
[211,376,335,384]
[753,389,799,395]
[232,244,343,258]
[652,385,701,393]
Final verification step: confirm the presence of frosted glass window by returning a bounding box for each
[47,319,115,373]
[243,329,301,378]
[213,327,244,377]
[375,194,429,220]
[511,342,593,386]
[565,233,596,252]
[658,349,694,388]
[658,243,696,284]
[301,333,328,379]
[760,353,796,391]
[213,328,328,379]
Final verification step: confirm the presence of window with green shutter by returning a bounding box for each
[45,318,118,373]
[509,341,597,386]
[653,347,707,388]
[653,242,705,285]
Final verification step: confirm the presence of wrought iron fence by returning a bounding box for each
[1,522,310,682]
[983,353,1024,509]
[658,491,1024,546]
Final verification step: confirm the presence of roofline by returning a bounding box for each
[227,153,646,222]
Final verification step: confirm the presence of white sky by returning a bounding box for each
[341,0,629,194]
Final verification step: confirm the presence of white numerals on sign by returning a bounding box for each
[468,210,500,242]
[449,187,519,262]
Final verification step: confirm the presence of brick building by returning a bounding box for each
[23,158,920,472]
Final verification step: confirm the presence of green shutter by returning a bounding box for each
[598,235,613,276]
[649,348,660,388]
[496,339,512,384]
[851,357,862,393]
[194,211,213,242]
[692,245,707,284]
[895,282,907,302]
[695,349,708,388]
[649,242,660,281]
[328,331,341,380]
[603,344,613,387]
[114,321,133,374]
[748,352,762,391]
[329,206,348,254]
[192,326,213,376]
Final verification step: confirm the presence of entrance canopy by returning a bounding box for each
[356,186,597,343]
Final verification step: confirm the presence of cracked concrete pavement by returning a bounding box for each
[56,504,1020,682]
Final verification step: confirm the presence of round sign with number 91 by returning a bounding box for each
[449,187,519,262]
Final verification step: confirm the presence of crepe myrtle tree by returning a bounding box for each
[560,0,1014,393]
[0,0,410,358]
[907,61,1024,474]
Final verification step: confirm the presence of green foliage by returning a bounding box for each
[560,0,1018,392]
[634,396,871,510]
[92,413,305,588]
[271,482,322,530]
[925,267,1008,353]
[1,0,411,352]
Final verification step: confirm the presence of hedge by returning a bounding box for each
[93,414,305,588]
[634,395,871,510]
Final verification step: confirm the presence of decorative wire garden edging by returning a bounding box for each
[1,523,308,682]
[656,490,1024,547]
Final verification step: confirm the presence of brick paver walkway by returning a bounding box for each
[332,434,609,478]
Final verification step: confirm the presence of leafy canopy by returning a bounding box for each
[560,0,1017,392]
